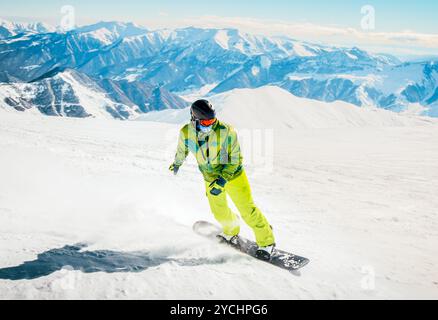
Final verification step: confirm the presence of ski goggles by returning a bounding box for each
[199,118,217,127]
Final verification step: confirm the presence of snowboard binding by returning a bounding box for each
[255,244,276,262]
[216,233,240,248]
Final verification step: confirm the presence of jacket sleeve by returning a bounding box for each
[220,128,243,181]
[174,127,189,167]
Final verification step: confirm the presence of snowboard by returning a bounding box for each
[193,221,310,272]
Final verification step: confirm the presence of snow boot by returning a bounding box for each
[256,244,276,261]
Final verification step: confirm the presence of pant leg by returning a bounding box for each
[205,181,240,237]
[226,171,275,247]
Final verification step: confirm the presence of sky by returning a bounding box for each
[1,0,438,58]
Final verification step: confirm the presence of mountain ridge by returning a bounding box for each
[0,69,188,119]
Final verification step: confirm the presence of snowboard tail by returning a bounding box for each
[193,221,310,272]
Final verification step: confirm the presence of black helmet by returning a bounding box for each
[191,100,216,121]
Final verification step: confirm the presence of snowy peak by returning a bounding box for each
[0,19,55,39]
[214,29,232,50]
[74,21,148,42]
[149,26,324,59]
[26,22,55,33]
[210,28,319,58]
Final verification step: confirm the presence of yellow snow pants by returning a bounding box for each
[205,170,275,247]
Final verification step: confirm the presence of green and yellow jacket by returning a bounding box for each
[174,121,243,183]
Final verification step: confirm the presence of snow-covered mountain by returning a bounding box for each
[0,23,343,83]
[0,19,437,118]
[276,60,438,117]
[0,18,55,39]
[74,21,149,41]
[0,69,187,119]
[139,86,434,129]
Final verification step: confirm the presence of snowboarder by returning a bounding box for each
[169,99,276,260]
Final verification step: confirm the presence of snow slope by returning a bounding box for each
[0,90,438,299]
[138,86,434,129]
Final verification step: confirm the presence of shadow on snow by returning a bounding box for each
[0,243,228,281]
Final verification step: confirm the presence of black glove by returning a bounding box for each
[209,176,227,196]
[169,163,180,175]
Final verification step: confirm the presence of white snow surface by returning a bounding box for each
[214,30,230,50]
[1,87,438,299]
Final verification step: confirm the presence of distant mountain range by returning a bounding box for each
[0,18,56,39]
[0,20,437,118]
